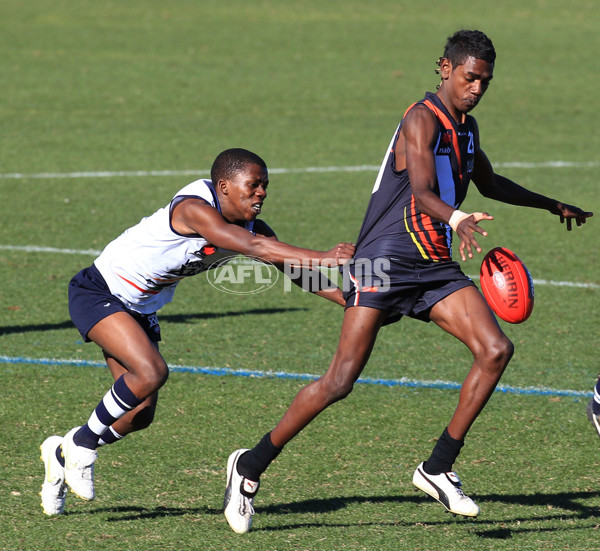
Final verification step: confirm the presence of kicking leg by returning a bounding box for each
[413,285,513,516]
[430,285,513,444]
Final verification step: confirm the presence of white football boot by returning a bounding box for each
[412,462,480,517]
[40,435,67,515]
[224,449,260,533]
[62,427,97,501]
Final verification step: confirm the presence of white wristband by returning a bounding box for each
[448,209,469,232]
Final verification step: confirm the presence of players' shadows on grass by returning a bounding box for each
[81,490,600,531]
[473,490,600,539]
[0,308,306,337]
[80,505,219,522]
[258,493,425,516]
[0,320,75,336]
[481,489,600,519]
[256,490,600,533]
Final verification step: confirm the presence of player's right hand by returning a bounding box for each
[455,212,494,261]
[321,242,356,266]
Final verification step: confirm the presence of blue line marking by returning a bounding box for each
[0,355,591,398]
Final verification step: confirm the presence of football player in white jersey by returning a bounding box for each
[39,148,355,516]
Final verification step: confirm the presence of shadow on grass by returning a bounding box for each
[0,320,75,336]
[259,489,599,516]
[471,490,600,539]
[85,489,599,532]
[0,307,306,337]
[85,505,219,522]
[258,490,600,534]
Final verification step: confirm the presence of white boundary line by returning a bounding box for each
[0,161,597,180]
[0,244,102,256]
[0,244,598,289]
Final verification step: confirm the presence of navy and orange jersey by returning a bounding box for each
[355,92,476,263]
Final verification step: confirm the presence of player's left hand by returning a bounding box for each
[555,202,593,231]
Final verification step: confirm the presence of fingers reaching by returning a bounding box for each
[454,212,493,261]
[557,203,593,231]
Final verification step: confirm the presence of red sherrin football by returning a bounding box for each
[479,247,534,324]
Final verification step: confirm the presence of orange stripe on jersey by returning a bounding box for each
[117,274,161,295]
[404,200,450,262]
[411,196,448,260]
[396,98,458,262]
[422,99,463,184]
[408,198,439,261]
[381,102,420,157]
[402,101,419,119]
[403,209,430,261]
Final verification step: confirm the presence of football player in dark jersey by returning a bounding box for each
[224,30,593,532]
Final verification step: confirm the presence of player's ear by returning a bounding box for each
[439,58,452,79]
[217,179,229,195]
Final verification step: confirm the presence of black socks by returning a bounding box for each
[237,427,463,480]
[423,427,464,475]
[237,432,282,481]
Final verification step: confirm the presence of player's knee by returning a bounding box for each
[482,336,514,372]
[137,359,169,393]
[320,374,355,404]
[496,335,514,365]
[149,363,169,389]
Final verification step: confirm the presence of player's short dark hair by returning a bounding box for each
[441,29,496,67]
[210,148,267,184]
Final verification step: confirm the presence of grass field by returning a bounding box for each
[1,1,599,550]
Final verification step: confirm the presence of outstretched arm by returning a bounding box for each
[172,198,355,267]
[254,219,347,306]
[472,147,593,231]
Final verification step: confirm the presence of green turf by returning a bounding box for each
[1,1,599,550]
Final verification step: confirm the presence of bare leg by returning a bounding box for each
[429,285,514,440]
[87,311,169,400]
[270,306,388,447]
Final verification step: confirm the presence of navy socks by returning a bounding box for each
[73,375,142,450]
[237,432,282,481]
[423,427,464,475]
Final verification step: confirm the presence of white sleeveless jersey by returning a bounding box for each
[94,179,254,314]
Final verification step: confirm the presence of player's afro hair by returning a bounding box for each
[440,29,496,68]
[211,148,267,184]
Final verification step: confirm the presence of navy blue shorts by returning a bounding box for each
[68,264,161,343]
[343,256,474,323]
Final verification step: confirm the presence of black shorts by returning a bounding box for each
[68,264,161,343]
[343,256,474,323]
